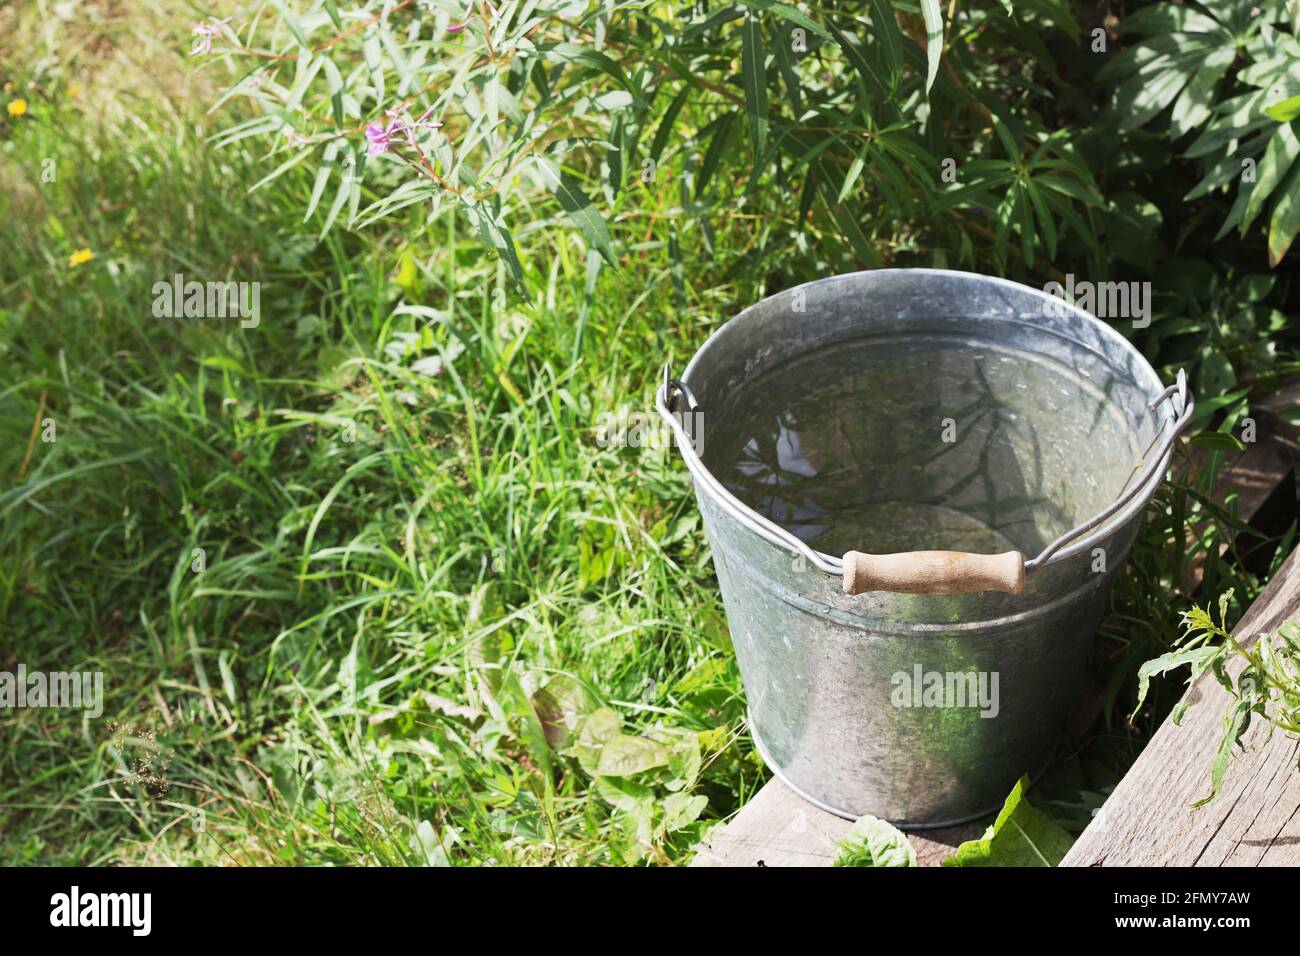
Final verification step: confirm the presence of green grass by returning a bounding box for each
[0,5,1287,867]
[0,13,774,865]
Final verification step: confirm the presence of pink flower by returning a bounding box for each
[190,16,231,56]
[365,123,394,156]
[447,23,466,33]
[364,106,443,156]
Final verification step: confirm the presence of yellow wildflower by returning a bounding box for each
[68,248,94,267]
[7,99,27,117]
[67,85,82,99]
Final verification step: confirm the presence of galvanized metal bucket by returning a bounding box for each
[656,269,1192,826]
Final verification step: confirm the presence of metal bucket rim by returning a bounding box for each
[672,267,1187,575]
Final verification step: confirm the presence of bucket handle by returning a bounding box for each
[842,550,1025,595]
[657,364,1194,595]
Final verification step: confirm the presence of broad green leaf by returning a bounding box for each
[593,776,656,862]
[1114,56,1198,131]
[573,707,623,754]
[1278,620,1300,653]
[1185,91,1273,159]
[1199,343,1238,398]
[1169,48,1234,137]
[835,815,916,867]
[942,776,1073,867]
[532,673,595,750]
[662,791,708,832]
[594,734,672,777]
[663,729,702,789]
[592,775,655,813]
[1268,161,1300,265]
[1266,94,1300,122]
[1243,122,1300,232]
[1121,4,1223,36]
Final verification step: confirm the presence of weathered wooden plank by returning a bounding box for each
[691,777,981,867]
[691,780,851,867]
[1062,543,1300,866]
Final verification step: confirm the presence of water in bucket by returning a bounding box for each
[707,333,1145,560]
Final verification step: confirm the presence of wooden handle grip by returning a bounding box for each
[841,550,1025,595]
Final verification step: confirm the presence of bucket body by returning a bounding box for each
[673,270,1181,825]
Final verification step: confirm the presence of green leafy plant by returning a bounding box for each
[1103,0,1300,264]
[570,704,712,864]
[211,0,1111,290]
[1133,590,1300,806]
[936,117,1103,269]
[941,776,1073,867]
[1153,269,1296,444]
[834,814,916,867]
